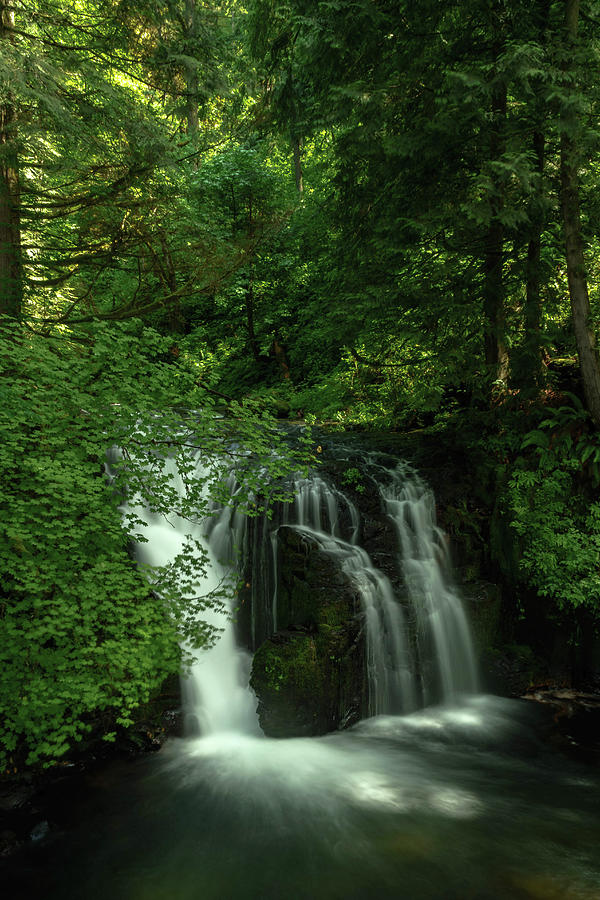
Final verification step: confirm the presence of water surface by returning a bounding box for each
[6,696,600,900]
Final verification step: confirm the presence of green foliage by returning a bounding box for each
[0,317,311,768]
[340,467,364,493]
[507,464,600,611]
[3,0,600,765]
[505,398,600,612]
[0,0,259,328]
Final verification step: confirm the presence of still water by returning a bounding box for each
[7,696,600,900]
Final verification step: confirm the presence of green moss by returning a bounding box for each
[254,635,322,696]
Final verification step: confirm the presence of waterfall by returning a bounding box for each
[382,464,479,702]
[287,476,416,715]
[127,460,259,736]
[130,452,477,737]
[292,525,417,715]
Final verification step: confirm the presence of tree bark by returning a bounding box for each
[245,192,260,361]
[483,76,509,386]
[291,134,303,193]
[271,335,290,379]
[245,280,261,362]
[560,0,600,425]
[158,232,184,333]
[184,0,200,164]
[0,3,22,318]
[523,128,545,389]
[522,0,551,392]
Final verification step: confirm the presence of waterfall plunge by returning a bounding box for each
[131,455,477,737]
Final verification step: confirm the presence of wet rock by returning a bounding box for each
[462,581,502,657]
[250,530,367,737]
[480,644,550,697]
[251,626,365,738]
[29,820,49,842]
[0,782,36,813]
[0,828,19,856]
[522,689,600,763]
[276,526,349,630]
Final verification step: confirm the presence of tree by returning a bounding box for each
[0,0,256,329]
[0,1,21,317]
[0,0,315,768]
[559,0,600,425]
[244,0,600,424]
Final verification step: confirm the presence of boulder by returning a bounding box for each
[250,528,366,736]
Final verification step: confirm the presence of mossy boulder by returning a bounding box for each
[275,525,352,630]
[250,528,366,736]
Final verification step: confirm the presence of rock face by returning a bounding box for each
[246,426,600,732]
[246,430,522,735]
[250,527,367,736]
[246,438,483,737]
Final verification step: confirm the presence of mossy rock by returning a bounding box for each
[276,526,353,631]
[250,529,367,736]
[461,581,502,655]
[250,624,366,737]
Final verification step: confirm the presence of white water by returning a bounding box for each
[292,524,417,715]
[382,463,479,702]
[15,689,600,900]
[17,455,600,900]
[289,474,415,714]
[129,460,258,736]
[130,454,477,736]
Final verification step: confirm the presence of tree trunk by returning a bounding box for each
[522,0,552,392]
[483,76,508,386]
[271,335,290,379]
[560,0,600,425]
[0,3,22,318]
[245,280,261,362]
[245,192,260,361]
[523,128,545,389]
[158,232,184,334]
[291,134,303,193]
[184,0,200,164]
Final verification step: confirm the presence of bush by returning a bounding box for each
[0,319,312,768]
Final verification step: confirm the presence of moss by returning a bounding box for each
[251,633,326,736]
[251,614,366,738]
[490,498,522,588]
[257,636,321,695]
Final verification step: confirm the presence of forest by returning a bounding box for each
[1,0,600,778]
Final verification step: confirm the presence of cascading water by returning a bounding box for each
[129,451,478,735]
[293,524,417,715]
[381,462,479,703]
[129,460,258,736]
[285,474,416,715]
